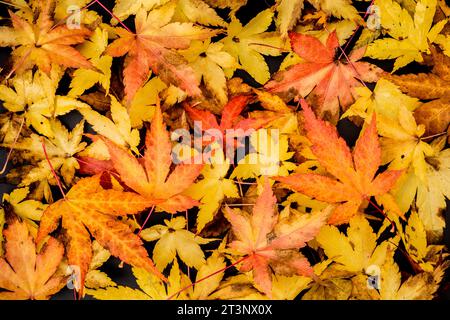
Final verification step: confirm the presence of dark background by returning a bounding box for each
[0,0,448,300]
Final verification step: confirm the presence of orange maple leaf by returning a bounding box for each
[0,219,65,300]
[106,6,216,101]
[265,31,382,123]
[1,0,92,75]
[36,174,165,294]
[274,100,405,225]
[224,178,328,297]
[101,104,203,213]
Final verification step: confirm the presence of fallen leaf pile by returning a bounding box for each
[0,0,448,300]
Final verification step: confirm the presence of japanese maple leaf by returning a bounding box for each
[0,220,65,300]
[101,104,203,213]
[0,0,92,74]
[37,174,166,295]
[184,95,273,156]
[106,4,215,101]
[274,100,405,225]
[265,31,382,123]
[224,178,328,297]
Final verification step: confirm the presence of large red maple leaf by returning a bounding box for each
[274,100,405,225]
[265,31,382,123]
[101,104,203,213]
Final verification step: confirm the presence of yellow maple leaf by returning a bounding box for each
[184,145,239,232]
[316,215,398,273]
[231,130,296,179]
[141,216,216,270]
[365,0,447,71]
[181,40,237,106]
[222,9,285,84]
[343,78,421,122]
[377,248,446,299]
[69,27,113,97]
[401,211,446,272]
[392,137,450,241]
[79,96,140,154]
[86,260,190,300]
[3,187,47,224]
[4,119,87,192]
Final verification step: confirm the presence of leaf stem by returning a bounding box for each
[41,137,67,199]
[137,205,155,236]
[366,197,396,233]
[0,117,24,175]
[421,132,446,140]
[93,0,133,33]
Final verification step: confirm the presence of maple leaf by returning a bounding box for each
[3,187,47,224]
[86,251,226,300]
[180,40,237,106]
[221,9,285,84]
[79,95,141,154]
[86,260,190,300]
[190,250,227,299]
[250,89,299,135]
[400,211,447,272]
[265,31,382,123]
[371,248,446,300]
[203,0,247,12]
[185,95,272,156]
[0,0,92,74]
[4,119,87,194]
[141,216,214,270]
[101,104,203,213]
[173,0,227,26]
[392,137,450,242]
[316,215,396,273]
[224,178,328,296]
[275,0,305,39]
[0,68,89,137]
[68,27,113,97]
[184,144,239,232]
[299,261,356,300]
[112,0,171,22]
[274,100,404,225]
[342,78,421,123]
[231,130,297,179]
[0,219,65,300]
[207,274,266,299]
[365,0,447,71]
[384,47,450,136]
[83,241,116,290]
[36,174,166,293]
[127,77,168,128]
[378,104,435,183]
[106,3,215,101]
[275,0,362,38]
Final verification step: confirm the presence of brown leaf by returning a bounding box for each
[414,99,450,136]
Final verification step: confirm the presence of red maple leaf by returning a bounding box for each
[265,31,382,123]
